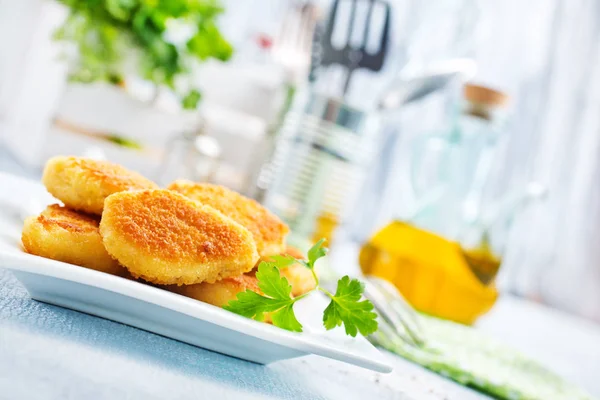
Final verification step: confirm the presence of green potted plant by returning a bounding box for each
[54,0,233,110]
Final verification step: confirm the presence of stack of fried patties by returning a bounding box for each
[22,156,314,307]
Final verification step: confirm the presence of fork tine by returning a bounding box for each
[363,279,425,347]
[378,2,392,54]
[369,277,424,334]
[346,0,358,46]
[290,7,303,53]
[300,4,317,57]
[361,0,375,51]
[365,277,426,346]
[275,5,294,50]
[371,311,413,348]
[365,277,425,346]
[324,0,340,47]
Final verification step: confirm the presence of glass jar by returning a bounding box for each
[359,84,518,325]
[262,91,379,245]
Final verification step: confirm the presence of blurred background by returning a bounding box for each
[1,0,599,325]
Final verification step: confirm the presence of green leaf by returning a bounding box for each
[307,238,328,269]
[105,0,137,21]
[182,89,201,109]
[224,261,303,332]
[223,290,291,320]
[271,304,302,332]
[187,23,233,61]
[107,134,143,150]
[223,290,266,319]
[268,255,297,269]
[323,276,378,337]
[255,262,293,300]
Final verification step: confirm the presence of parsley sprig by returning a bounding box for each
[224,239,378,337]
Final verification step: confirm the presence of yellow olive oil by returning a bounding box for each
[359,220,499,325]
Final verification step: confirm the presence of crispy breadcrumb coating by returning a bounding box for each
[166,274,261,307]
[168,180,289,257]
[100,189,259,285]
[42,156,157,215]
[22,204,126,276]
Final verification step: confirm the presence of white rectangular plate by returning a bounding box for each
[0,172,392,373]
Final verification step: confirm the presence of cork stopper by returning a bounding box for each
[464,84,509,120]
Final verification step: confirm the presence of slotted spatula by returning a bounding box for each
[319,0,391,95]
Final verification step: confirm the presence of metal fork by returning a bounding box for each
[319,262,426,347]
[363,276,426,348]
[271,2,319,84]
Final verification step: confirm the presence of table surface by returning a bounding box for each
[1,156,600,400]
[2,268,600,400]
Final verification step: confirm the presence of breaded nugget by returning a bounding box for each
[21,204,126,276]
[283,245,305,260]
[42,156,158,215]
[166,274,261,307]
[168,180,289,257]
[100,189,259,285]
[280,264,316,297]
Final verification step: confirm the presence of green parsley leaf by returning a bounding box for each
[268,254,297,269]
[271,304,302,332]
[255,262,293,300]
[222,290,289,320]
[224,261,303,332]
[306,238,328,269]
[323,276,378,337]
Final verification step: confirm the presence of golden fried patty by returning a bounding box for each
[21,204,125,276]
[283,245,304,260]
[280,264,316,297]
[167,274,261,307]
[168,180,289,257]
[42,156,158,215]
[100,189,259,285]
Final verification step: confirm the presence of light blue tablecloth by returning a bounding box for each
[0,267,493,400]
